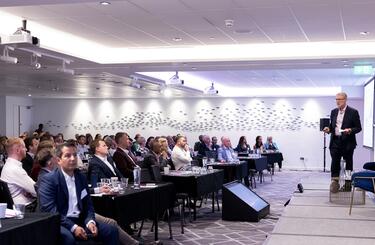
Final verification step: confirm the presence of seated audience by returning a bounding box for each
[234,136,250,153]
[131,134,142,155]
[94,134,102,140]
[145,136,155,150]
[85,133,93,147]
[197,135,212,157]
[35,148,58,190]
[166,136,175,150]
[217,137,237,162]
[34,123,44,135]
[264,136,279,151]
[22,136,39,176]
[76,135,89,160]
[30,139,55,181]
[54,134,65,146]
[171,135,192,170]
[88,139,123,186]
[0,137,37,205]
[253,135,264,152]
[194,135,204,152]
[38,142,118,245]
[104,135,117,157]
[113,132,137,181]
[211,136,220,151]
[143,140,167,173]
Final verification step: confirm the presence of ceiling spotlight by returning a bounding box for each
[167,71,184,85]
[360,31,370,36]
[173,37,182,42]
[204,82,219,95]
[225,19,234,28]
[0,46,18,64]
[130,80,143,89]
[31,53,41,69]
[28,94,32,97]
[100,1,111,5]
[57,60,74,75]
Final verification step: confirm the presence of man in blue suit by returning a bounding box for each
[38,142,118,245]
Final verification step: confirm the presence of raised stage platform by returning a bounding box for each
[264,173,375,245]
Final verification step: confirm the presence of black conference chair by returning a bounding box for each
[0,179,14,209]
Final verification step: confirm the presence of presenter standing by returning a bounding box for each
[323,92,362,193]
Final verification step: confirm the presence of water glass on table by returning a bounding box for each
[209,158,215,164]
[14,204,25,219]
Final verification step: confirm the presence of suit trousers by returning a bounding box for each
[330,138,354,178]
[60,218,119,245]
[95,213,139,245]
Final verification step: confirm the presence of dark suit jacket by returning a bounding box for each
[197,143,211,157]
[328,105,362,150]
[38,168,95,231]
[112,148,136,181]
[35,168,51,191]
[21,153,34,176]
[88,155,123,185]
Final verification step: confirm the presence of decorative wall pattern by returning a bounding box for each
[43,101,320,132]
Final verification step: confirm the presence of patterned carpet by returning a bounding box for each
[139,170,323,245]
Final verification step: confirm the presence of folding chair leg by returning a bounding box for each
[137,220,144,237]
[216,191,220,211]
[349,187,355,215]
[178,205,184,234]
[166,209,173,239]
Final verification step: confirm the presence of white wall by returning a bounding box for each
[31,96,371,171]
[5,96,33,137]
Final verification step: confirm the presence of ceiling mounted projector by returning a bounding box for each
[205,82,219,95]
[167,71,184,85]
[0,20,39,46]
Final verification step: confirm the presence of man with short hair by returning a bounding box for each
[1,137,37,205]
[76,135,89,160]
[211,136,220,151]
[171,135,192,171]
[35,148,58,190]
[323,92,362,193]
[88,139,123,185]
[112,132,138,181]
[217,137,236,163]
[22,136,39,176]
[38,142,118,245]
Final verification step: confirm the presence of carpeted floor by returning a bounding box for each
[139,170,324,244]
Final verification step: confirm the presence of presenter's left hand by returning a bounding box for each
[87,223,98,237]
[343,128,352,135]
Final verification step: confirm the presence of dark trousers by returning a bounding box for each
[330,138,354,178]
[60,220,118,245]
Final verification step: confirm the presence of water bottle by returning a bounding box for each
[133,165,141,189]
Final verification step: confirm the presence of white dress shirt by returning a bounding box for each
[95,154,116,175]
[77,144,89,160]
[61,170,95,232]
[172,146,192,171]
[0,157,36,205]
[335,105,347,136]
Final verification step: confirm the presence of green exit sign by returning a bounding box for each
[353,65,374,75]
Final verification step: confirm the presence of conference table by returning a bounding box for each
[162,169,224,220]
[91,182,175,241]
[207,161,250,187]
[0,212,60,245]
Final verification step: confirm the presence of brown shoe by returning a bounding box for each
[330,179,340,193]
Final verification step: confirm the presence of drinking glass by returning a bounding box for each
[209,158,215,164]
[14,204,25,219]
[121,178,129,189]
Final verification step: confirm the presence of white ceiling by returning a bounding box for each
[0,0,374,98]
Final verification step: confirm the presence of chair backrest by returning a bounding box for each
[151,166,163,183]
[140,168,153,183]
[363,162,375,171]
[0,179,14,209]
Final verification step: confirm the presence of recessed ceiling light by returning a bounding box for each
[343,64,349,67]
[191,67,197,70]
[360,31,370,36]
[173,37,182,42]
[28,94,31,97]
[341,59,349,63]
[209,37,215,40]
[100,1,111,5]
[234,29,253,34]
